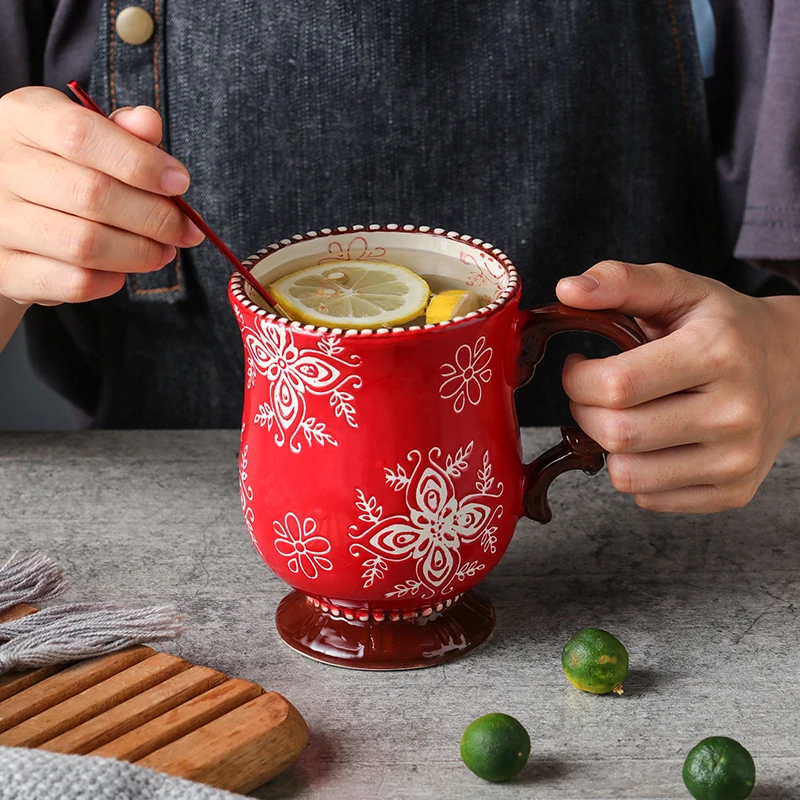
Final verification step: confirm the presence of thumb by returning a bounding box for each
[109,105,163,146]
[555,260,712,324]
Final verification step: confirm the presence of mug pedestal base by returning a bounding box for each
[275,590,495,670]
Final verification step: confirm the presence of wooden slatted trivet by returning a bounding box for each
[0,603,308,795]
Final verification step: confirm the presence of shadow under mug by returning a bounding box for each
[228,225,645,669]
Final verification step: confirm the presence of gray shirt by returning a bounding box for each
[708,0,800,282]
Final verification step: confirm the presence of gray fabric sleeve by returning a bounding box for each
[0,0,48,95]
[0,0,99,98]
[733,0,800,267]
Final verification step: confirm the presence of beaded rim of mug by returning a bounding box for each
[307,593,465,623]
[229,224,521,337]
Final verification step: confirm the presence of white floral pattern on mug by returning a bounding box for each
[273,512,333,579]
[238,429,264,561]
[235,308,362,453]
[349,441,504,599]
[439,336,493,413]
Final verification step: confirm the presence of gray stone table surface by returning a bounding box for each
[0,429,798,800]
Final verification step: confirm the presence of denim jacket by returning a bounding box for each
[26,0,720,428]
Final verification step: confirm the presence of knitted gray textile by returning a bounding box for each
[0,746,245,799]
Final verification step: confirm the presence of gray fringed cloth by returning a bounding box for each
[0,552,185,673]
[0,746,244,799]
[0,553,245,798]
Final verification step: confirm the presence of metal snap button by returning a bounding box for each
[116,6,155,46]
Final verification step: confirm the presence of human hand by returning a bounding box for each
[0,86,204,307]
[556,261,800,513]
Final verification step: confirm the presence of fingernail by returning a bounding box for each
[161,244,176,264]
[181,220,205,247]
[109,106,135,120]
[161,168,190,195]
[561,274,600,292]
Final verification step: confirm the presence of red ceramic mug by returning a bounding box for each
[229,225,645,669]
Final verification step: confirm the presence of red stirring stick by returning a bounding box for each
[67,81,278,309]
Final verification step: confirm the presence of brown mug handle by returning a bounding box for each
[517,303,648,523]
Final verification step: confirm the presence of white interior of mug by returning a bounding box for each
[237,225,520,333]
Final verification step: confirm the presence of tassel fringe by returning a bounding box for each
[0,551,69,613]
[0,553,186,675]
[0,604,186,673]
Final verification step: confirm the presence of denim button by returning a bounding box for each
[116,6,155,46]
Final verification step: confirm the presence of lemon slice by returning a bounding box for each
[425,289,482,324]
[269,262,431,329]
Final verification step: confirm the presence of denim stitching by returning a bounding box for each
[666,0,692,150]
[153,0,161,114]
[132,0,184,295]
[109,0,117,111]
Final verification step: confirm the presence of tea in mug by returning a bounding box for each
[250,259,492,330]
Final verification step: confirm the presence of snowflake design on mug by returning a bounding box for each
[273,512,333,579]
[439,336,493,413]
[236,309,362,453]
[349,441,504,599]
[238,428,264,560]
